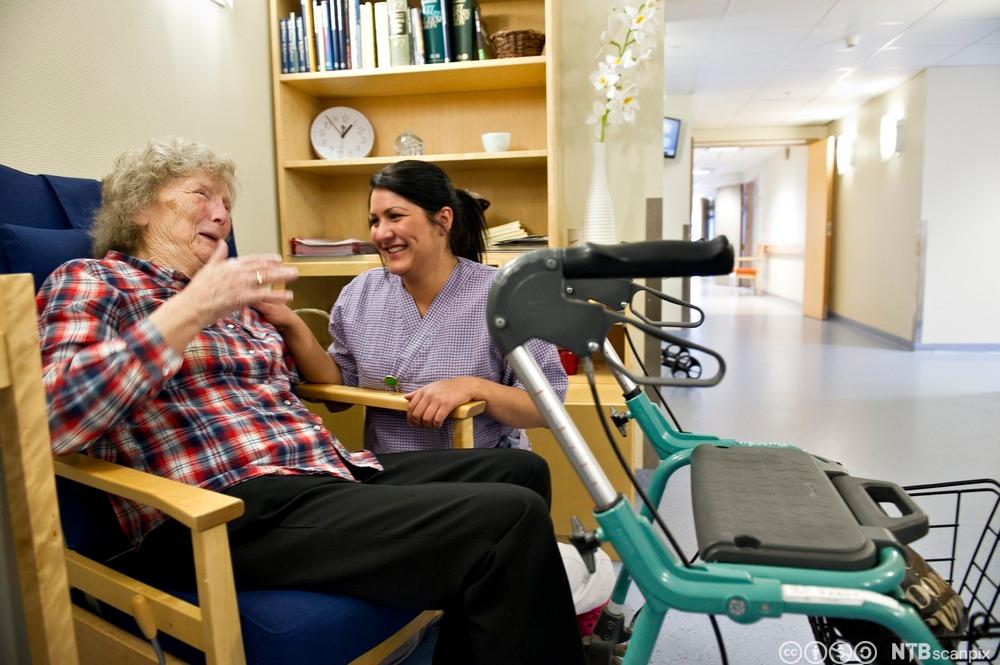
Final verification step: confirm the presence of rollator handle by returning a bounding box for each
[562,237,733,280]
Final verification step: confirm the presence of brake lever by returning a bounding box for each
[563,278,705,328]
[603,311,726,387]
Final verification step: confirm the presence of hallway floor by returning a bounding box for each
[405,282,1000,664]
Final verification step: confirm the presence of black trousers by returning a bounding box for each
[136,449,585,665]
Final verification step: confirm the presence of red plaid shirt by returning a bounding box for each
[37,252,381,546]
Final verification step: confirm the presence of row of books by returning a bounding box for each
[484,220,547,250]
[279,0,493,75]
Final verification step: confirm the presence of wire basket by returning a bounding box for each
[809,479,1000,664]
[489,28,545,58]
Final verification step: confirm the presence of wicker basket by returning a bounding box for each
[490,29,545,58]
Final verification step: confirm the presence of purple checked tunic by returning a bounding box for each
[328,258,568,454]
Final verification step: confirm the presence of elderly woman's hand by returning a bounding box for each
[150,241,299,353]
[183,240,299,327]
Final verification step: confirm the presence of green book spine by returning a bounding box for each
[451,0,474,62]
[420,0,446,64]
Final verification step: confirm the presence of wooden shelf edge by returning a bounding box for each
[279,56,546,97]
[284,150,547,175]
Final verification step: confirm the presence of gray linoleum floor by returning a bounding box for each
[403,280,1000,664]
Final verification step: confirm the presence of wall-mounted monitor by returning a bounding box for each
[663,117,681,159]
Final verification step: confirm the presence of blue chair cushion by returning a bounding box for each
[0,224,93,290]
[82,588,423,665]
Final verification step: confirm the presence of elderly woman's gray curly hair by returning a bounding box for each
[91,137,237,257]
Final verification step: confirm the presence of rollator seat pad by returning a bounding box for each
[691,445,877,571]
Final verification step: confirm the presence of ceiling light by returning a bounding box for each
[880,113,903,161]
[693,168,714,176]
[836,135,854,175]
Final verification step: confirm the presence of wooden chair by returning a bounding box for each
[0,273,79,665]
[0,272,489,664]
[731,244,765,295]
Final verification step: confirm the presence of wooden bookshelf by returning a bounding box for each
[267,0,559,275]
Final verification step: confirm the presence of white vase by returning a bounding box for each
[582,142,617,244]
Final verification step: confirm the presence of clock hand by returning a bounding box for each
[338,123,354,139]
[324,117,336,130]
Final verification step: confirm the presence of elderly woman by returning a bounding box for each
[37,137,585,665]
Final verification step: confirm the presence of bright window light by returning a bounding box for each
[836,134,854,175]
[880,114,903,161]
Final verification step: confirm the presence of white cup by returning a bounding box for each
[481,132,511,153]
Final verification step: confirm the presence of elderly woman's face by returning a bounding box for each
[139,172,232,275]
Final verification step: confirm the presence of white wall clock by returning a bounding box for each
[310,106,375,159]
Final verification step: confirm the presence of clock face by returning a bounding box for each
[310,106,375,159]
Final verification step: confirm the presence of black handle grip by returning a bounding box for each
[832,476,929,546]
[562,236,734,279]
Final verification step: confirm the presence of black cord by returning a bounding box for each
[584,359,692,568]
[708,615,730,665]
[623,328,686,432]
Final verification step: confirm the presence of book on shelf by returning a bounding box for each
[386,0,412,67]
[314,2,328,71]
[300,1,319,72]
[420,0,446,64]
[360,1,377,68]
[348,0,362,69]
[373,2,391,68]
[296,15,308,72]
[280,18,290,74]
[409,7,426,65]
[473,2,492,60]
[439,0,453,62]
[486,220,530,244]
[451,0,475,62]
[489,235,548,251]
[291,238,378,257]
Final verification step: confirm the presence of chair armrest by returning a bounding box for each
[295,383,486,419]
[53,453,244,532]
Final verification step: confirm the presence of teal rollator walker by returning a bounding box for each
[486,237,998,664]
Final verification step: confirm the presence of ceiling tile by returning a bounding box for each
[982,28,1000,43]
[662,0,730,23]
[753,85,827,100]
[939,42,1000,64]
[924,0,1000,21]
[696,69,775,90]
[692,112,739,128]
[713,27,804,52]
[798,22,908,51]
[819,0,944,26]
[869,44,966,67]
[893,18,1000,46]
[783,46,877,69]
[722,0,838,27]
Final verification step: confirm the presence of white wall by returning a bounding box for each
[830,72,927,342]
[714,185,742,251]
[744,146,808,302]
[919,67,1000,345]
[663,95,692,241]
[0,0,278,255]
